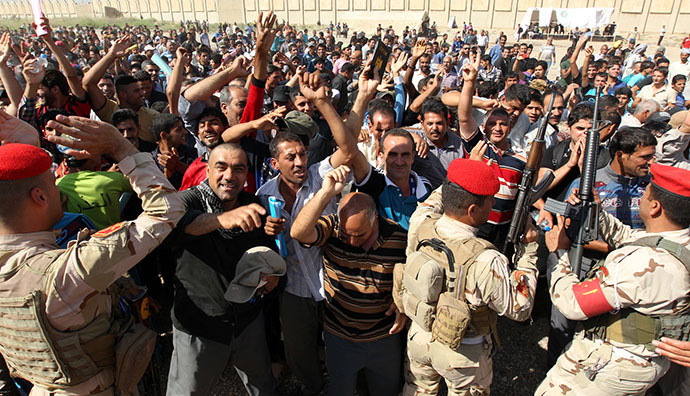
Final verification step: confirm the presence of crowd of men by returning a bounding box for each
[0,10,690,396]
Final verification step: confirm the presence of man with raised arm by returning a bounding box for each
[290,165,408,396]
[0,111,184,395]
[455,56,527,249]
[254,69,378,395]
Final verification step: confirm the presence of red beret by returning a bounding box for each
[447,158,500,196]
[650,163,690,199]
[0,144,52,180]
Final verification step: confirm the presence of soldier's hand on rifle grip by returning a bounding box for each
[545,215,571,252]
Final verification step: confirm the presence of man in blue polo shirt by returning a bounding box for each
[330,67,432,230]
[352,129,432,230]
[566,127,656,233]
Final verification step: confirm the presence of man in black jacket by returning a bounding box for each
[165,142,280,396]
[332,62,354,114]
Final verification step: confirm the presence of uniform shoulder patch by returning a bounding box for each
[92,222,126,238]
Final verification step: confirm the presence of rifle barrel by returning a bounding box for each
[572,86,602,277]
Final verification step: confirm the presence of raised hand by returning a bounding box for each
[108,35,132,58]
[411,38,426,59]
[256,11,281,55]
[273,51,290,66]
[157,148,182,176]
[227,56,250,78]
[322,165,351,197]
[357,61,380,100]
[0,33,12,65]
[298,70,331,104]
[21,56,44,85]
[37,17,54,43]
[391,52,408,77]
[0,109,40,146]
[10,40,28,61]
[45,115,138,161]
[461,58,479,83]
[428,71,443,94]
[469,139,489,162]
[254,106,287,130]
[176,46,191,66]
[567,137,585,169]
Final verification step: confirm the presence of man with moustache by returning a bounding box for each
[508,89,565,156]
[165,142,280,396]
[254,70,373,396]
[179,107,232,190]
[456,57,527,248]
[410,97,465,188]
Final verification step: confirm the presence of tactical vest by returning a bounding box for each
[0,245,131,391]
[402,219,498,349]
[583,236,690,351]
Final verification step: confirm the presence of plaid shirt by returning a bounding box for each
[18,96,39,132]
[478,66,502,83]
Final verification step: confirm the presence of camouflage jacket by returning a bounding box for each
[547,210,690,358]
[0,153,184,395]
[408,187,539,322]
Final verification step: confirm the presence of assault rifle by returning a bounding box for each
[543,86,604,277]
[502,90,556,256]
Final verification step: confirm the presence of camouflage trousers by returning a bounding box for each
[535,334,670,395]
[402,322,492,396]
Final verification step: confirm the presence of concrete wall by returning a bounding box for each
[0,0,687,33]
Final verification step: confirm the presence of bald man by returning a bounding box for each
[291,165,408,396]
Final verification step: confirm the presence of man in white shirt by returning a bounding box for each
[670,48,690,81]
[477,30,490,55]
[621,99,659,128]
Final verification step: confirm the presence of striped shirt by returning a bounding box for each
[306,214,407,342]
[461,129,527,225]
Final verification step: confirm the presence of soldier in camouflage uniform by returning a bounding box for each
[402,159,539,396]
[0,115,184,396]
[536,163,690,395]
